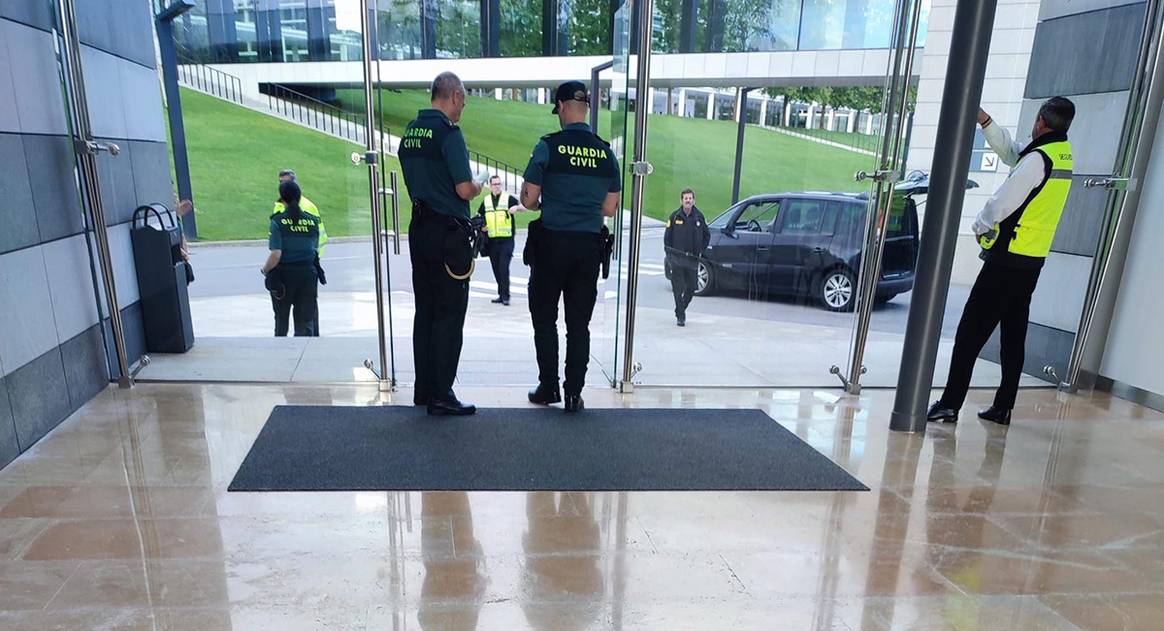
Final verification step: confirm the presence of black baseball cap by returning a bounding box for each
[551,81,589,114]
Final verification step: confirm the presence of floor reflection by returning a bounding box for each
[521,492,604,631]
[419,492,485,631]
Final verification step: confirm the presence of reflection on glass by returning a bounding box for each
[567,0,613,55]
[500,0,542,56]
[378,0,424,60]
[436,0,483,58]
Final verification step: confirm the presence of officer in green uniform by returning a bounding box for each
[274,169,327,336]
[262,181,320,337]
[399,71,485,416]
[522,81,622,413]
[928,97,1076,426]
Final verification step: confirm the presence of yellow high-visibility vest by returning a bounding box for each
[980,140,1072,260]
[483,194,514,238]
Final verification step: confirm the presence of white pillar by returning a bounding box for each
[706,92,715,120]
[648,87,657,114]
[806,104,816,129]
[677,88,687,117]
[759,98,768,127]
[537,88,546,105]
[864,112,874,135]
[826,108,836,132]
[494,88,503,100]
[783,100,791,126]
[847,109,857,133]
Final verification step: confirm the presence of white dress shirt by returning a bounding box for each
[973,122,1048,236]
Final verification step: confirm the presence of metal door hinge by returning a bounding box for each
[76,139,120,156]
[854,169,899,184]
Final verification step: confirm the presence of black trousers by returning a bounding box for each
[410,212,470,400]
[528,231,602,397]
[489,237,515,301]
[939,261,1042,411]
[670,255,698,317]
[271,264,318,337]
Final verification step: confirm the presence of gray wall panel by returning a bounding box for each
[0,134,40,254]
[7,346,71,450]
[1029,252,1092,332]
[130,141,176,206]
[106,222,141,308]
[0,2,55,31]
[24,134,85,242]
[80,46,129,140]
[1026,3,1145,98]
[1019,92,1130,175]
[982,322,1076,385]
[61,325,109,409]
[94,139,138,226]
[120,62,167,142]
[110,0,157,69]
[0,25,20,133]
[1051,175,1108,256]
[0,377,17,470]
[42,234,101,343]
[0,246,60,377]
[1040,0,1145,21]
[76,0,115,53]
[105,302,146,379]
[2,20,68,135]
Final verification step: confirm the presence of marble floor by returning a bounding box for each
[0,383,1162,630]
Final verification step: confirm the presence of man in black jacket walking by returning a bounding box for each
[663,188,710,327]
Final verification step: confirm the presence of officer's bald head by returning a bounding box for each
[431,72,467,122]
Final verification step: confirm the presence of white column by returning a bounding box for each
[759,98,768,127]
[806,104,816,129]
[677,88,687,117]
[537,88,546,105]
[847,109,857,133]
[648,87,657,114]
[864,112,874,135]
[826,108,836,132]
[783,100,791,126]
[494,88,503,100]
[706,93,715,120]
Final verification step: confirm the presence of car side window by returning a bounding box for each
[777,199,829,235]
[837,202,866,239]
[734,200,780,232]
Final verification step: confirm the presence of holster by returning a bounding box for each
[601,225,615,279]
[523,218,545,268]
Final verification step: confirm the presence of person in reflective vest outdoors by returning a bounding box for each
[477,175,526,306]
[928,96,1076,427]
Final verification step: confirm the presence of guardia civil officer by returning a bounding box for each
[274,169,327,335]
[663,187,710,326]
[261,181,320,337]
[522,81,622,413]
[928,97,1076,426]
[399,72,485,416]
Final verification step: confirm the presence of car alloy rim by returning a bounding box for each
[697,263,708,291]
[824,272,852,308]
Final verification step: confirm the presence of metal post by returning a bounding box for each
[841,0,923,394]
[890,0,998,433]
[1061,0,1164,392]
[620,0,654,389]
[731,87,751,204]
[590,60,613,133]
[56,0,133,387]
[360,0,391,391]
[157,2,197,239]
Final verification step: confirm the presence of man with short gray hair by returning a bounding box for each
[399,71,486,416]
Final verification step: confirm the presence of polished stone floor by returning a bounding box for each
[0,383,1162,630]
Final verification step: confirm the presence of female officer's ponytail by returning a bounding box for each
[279,180,303,222]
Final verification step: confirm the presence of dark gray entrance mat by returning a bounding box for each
[229,406,867,492]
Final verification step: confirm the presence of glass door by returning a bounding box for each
[131,0,393,384]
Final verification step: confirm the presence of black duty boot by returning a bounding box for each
[427,394,476,416]
[528,384,562,406]
[927,401,958,424]
[564,395,585,413]
[978,406,1012,426]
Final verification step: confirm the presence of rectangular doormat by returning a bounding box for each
[229,406,868,492]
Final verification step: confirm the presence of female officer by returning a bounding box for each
[262,181,321,336]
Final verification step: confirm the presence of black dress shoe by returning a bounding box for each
[427,395,476,416]
[564,395,584,413]
[491,297,504,304]
[528,385,562,405]
[502,299,510,306]
[978,406,1012,425]
[927,402,958,423]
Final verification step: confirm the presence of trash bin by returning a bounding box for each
[131,203,194,353]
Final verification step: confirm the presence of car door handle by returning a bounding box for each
[813,247,825,253]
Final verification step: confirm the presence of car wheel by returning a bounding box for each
[818,268,855,312]
[694,260,715,296]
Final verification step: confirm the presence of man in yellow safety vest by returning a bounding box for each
[477,174,525,305]
[928,97,1076,427]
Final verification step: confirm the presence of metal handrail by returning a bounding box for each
[175,62,243,105]
[467,148,522,192]
[263,83,377,144]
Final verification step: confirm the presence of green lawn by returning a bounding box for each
[177,87,874,240]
